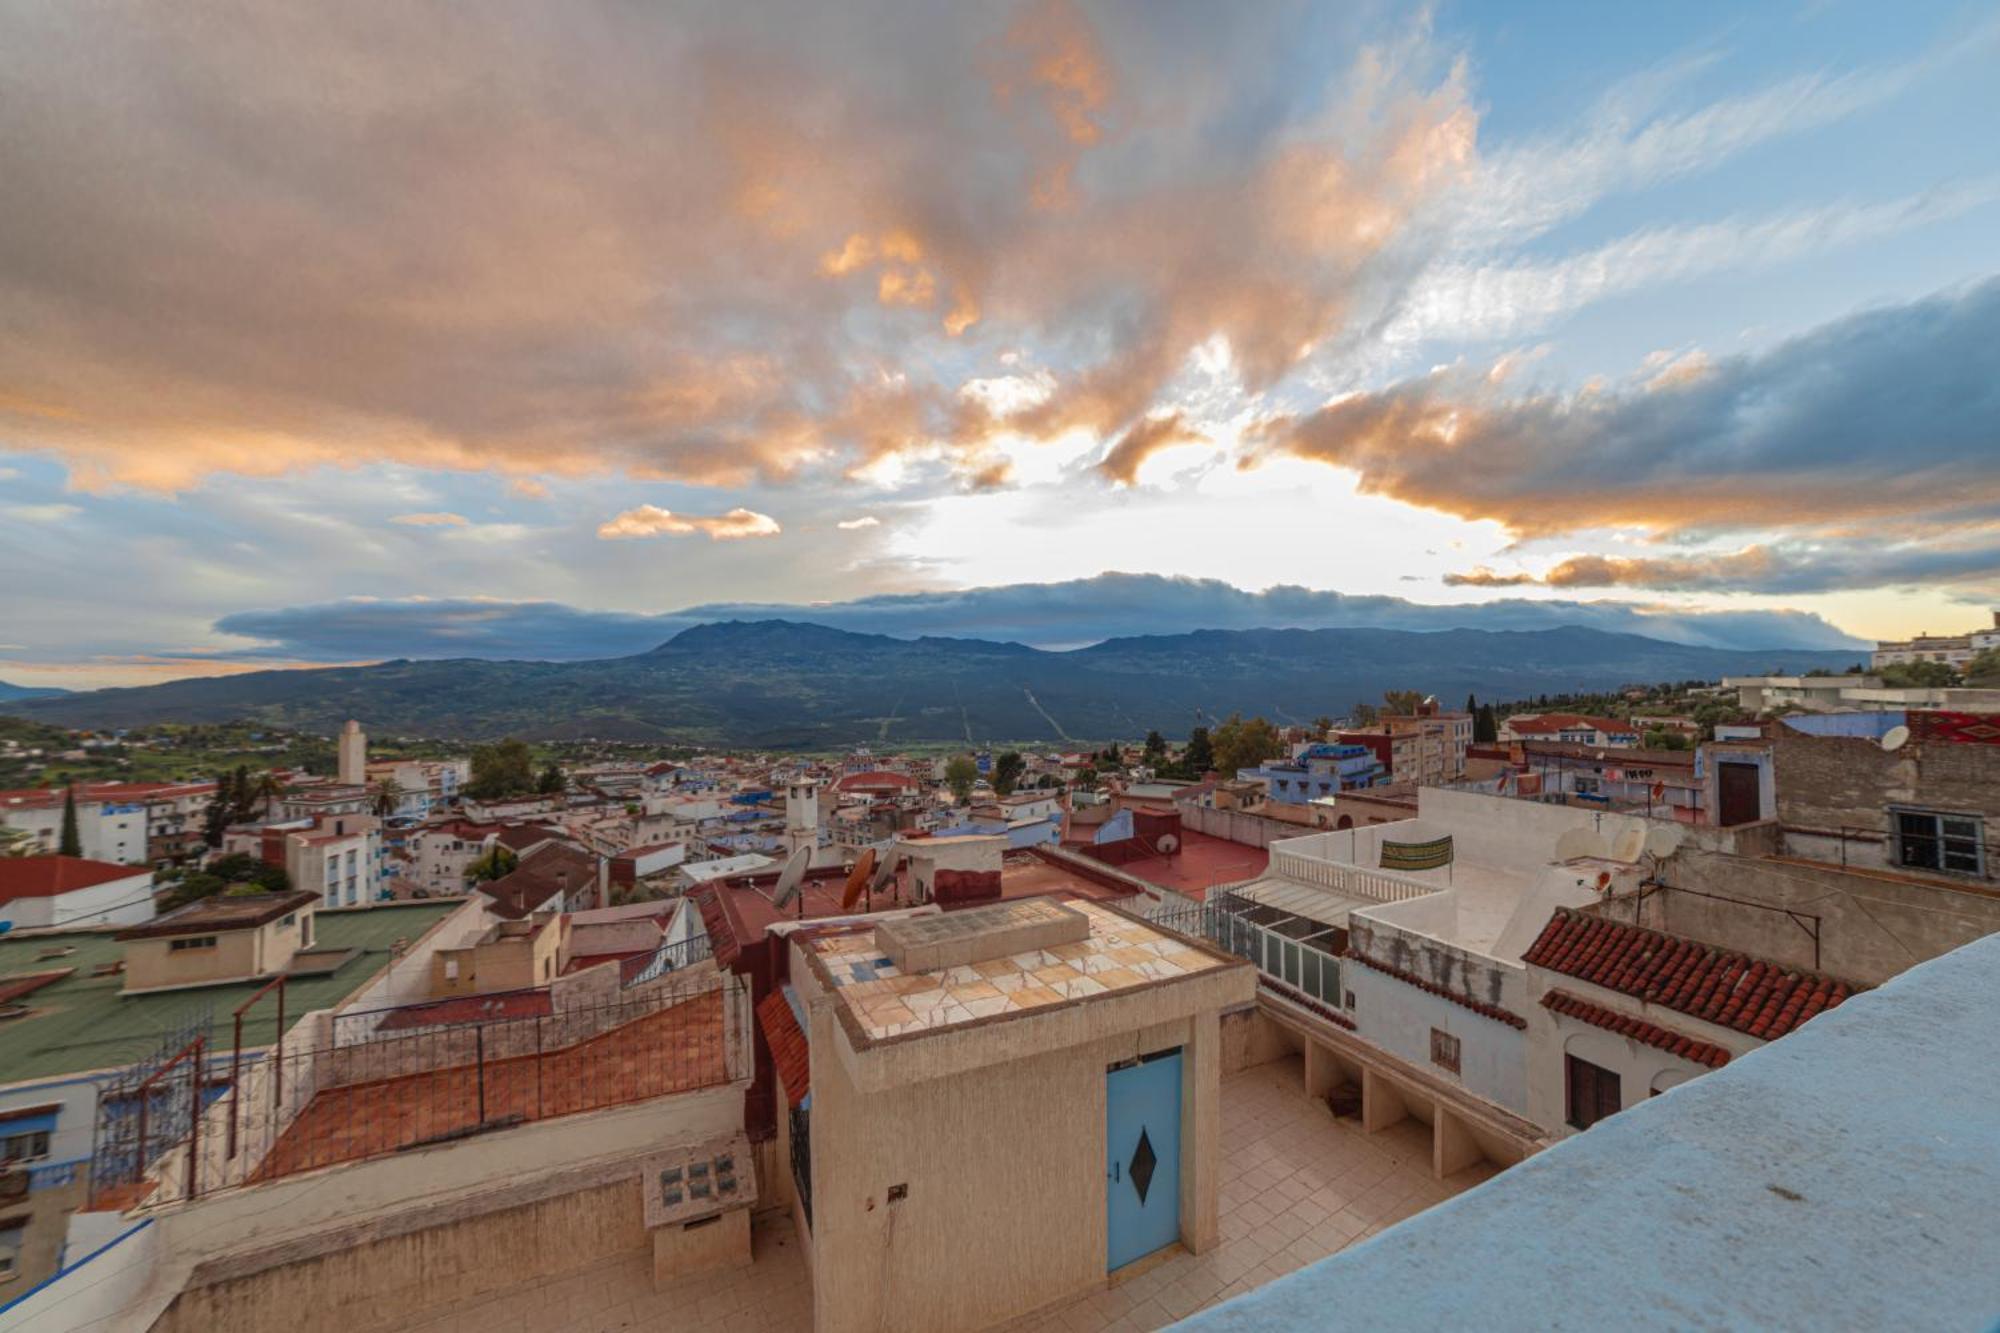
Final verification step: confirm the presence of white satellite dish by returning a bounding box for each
[867,848,900,898]
[1610,826,1646,864]
[1880,725,1911,752]
[771,845,812,909]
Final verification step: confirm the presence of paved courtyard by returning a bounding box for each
[405,1054,1496,1333]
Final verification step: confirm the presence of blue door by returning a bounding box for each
[1106,1049,1182,1271]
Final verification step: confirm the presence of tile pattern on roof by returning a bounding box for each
[816,900,1224,1040]
[1343,950,1527,1029]
[1541,988,1731,1069]
[756,988,810,1106]
[1522,907,1855,1041]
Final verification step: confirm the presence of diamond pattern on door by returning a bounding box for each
[1129,1127,1157,1205]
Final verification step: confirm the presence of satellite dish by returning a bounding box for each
[839,847,877,912]
[1154,833,1181,855]
[1881,725,1911,752]
[771,845,812,909]
[868,848,900,899]
[1610,827,1646,863]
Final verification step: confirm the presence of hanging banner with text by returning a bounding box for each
[1380,835,1454,872]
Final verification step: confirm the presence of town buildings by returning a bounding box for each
[0,856,155,931]
[1869,609,2000,668]
[1239,742,1387,805]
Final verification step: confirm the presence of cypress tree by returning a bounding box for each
[58,784,82,857]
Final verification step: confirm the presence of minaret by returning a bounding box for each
[786,778,820,859]
[338,719,368,786]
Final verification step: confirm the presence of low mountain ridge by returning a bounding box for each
[1,620,1853,745]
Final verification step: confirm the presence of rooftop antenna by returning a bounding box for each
[1880,724,1911,752]
[772,844,812,918]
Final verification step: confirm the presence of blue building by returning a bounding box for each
[1241,743,1387,805]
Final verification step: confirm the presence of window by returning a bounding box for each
[1429,1028,1461,1075]
[169,936,218,951]
[1,1132,49,1164]
[1894,809,1985,877]
[1565,1054,1622,1130]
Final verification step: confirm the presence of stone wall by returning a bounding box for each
[1772,731,2000,881]
[152,1179,648,1333]
[1649,847,2000,986]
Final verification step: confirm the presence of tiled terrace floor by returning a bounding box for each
[254,989,728,1180]
[404,1054,1496,1332]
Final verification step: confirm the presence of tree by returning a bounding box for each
[1181,727,1214,776]
[58,784,82,857]
[1964,648,2000,689]
[1464,693,1478,719]
[1877,660,1958,689]
[1643,728,1693,751]
[1072,765,1100,792]
[466,845,519,884]
[1475,702,1498,744]
[1382,689,1425,717]
[1350,702,1379,726]
[1211,714,1283,777]
[372,776,405,818]
[1142,731,1167,763]
[943,755,979,803]
[0,826,34,858]
[993,751,1026,796]
[536,763,568,795]
[467,739,536,800]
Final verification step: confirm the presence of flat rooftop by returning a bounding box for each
[811,899,1228,1041]
[1106,829,1269,901]
[1182,931,2000,1332]
[0,901,461,1085]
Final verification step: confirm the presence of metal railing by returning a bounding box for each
[124,970,749,1204]
[620,931,713,987]
[1137,898,1346,1011]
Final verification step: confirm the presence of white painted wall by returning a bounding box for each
[1,870,154,930]
[1346,964,1528,1114]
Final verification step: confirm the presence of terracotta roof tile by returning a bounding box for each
[757,988,810,1106]
[1541,988,1731,1068]
[0,855,148,901]
[1522,907,1857,1041]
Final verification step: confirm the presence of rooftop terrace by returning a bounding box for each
[811,899,1229,1041]
[1182,931,2000,1331]
[0,901,461,1084]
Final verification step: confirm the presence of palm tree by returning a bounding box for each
[372,776,406,818]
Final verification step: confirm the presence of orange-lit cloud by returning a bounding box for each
[0,3,1473,499]
[1096,413,1206,484]
[596,506,782,540]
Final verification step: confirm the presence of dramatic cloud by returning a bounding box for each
[1096,413,1206,484]
[390,512,470,527]
[1450,540,2000,595]
[1264,278,2000,537]
[597,506,782,541]
[208,573,1864,663]
[0,2,1475,495]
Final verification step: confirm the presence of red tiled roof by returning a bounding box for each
[836,770,918,792]
[1343,950,1528,1028]
[757,989,810,1106]
[695,888,741,968]
[1541,988,1731,1068]
[0,855,148,901]
[1522,907,1856,1041]
[0,970,74,1005]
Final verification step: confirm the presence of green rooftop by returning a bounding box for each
[0,900,463,1086]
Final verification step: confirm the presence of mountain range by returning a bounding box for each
[0,621,1856,747]
[0,681,70,703]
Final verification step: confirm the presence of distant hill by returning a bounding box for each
[0,620,1853,746]
[0,680,70,703]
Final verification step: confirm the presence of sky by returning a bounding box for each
[2,0,1997,689]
